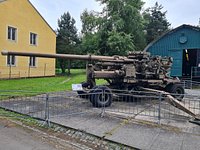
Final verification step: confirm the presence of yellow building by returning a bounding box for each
[0,0,56,79]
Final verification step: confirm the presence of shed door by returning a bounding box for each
[169,50,183,77]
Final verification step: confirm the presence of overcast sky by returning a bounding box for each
[29,0,200,32]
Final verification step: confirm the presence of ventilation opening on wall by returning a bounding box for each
[182,49,197,77]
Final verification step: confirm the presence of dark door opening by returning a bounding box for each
[182,49,197,77]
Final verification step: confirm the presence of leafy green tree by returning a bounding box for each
[56,12,79,74]
[80,10,100,54]
[143,2,171,44]
[108,31,135,55]
[80,0,146,56]
[81,10,101,35]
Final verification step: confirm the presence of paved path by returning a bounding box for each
[185,89,200,95]
[0,119,76,150]
[51,114,200,150]
[108,123,200,150]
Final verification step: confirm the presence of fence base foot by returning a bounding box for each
[43,119,51,127]
[100,110,105,118]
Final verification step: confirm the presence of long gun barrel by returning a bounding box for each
[1,50,134,63]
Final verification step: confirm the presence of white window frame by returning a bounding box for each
[7,26,17,41]
[7,55,16,66]
[30,32,38,46]
[29,56,36,67]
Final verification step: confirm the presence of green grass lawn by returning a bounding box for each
[0,69,106,97]
[0,69,86,93]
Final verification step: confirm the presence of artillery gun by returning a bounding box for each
[3,51,200,123]
[1,50,184,107]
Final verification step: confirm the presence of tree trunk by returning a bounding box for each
[67,60,71,75]
[60,63,65,74]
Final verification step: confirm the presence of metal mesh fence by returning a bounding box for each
[181,80,200,89]
[0,89,200,127]
[0,64,55,79]
[0,91,47,120]
[47,92,99,118]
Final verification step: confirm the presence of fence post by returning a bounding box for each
[28,65,30,78]
[158,93,162,125]
[101,88,105,117]
[45,94,50,127]
[190,67,193,89]
[9,64,11,79]
[199,99,200,115]
[44,63,47,77]
[183,80,185,89]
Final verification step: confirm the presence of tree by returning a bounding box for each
[80,0,146,56]
[143,2,171,44]
[97,0,146,51]
[80,10,100,54]
[56,12,79,74]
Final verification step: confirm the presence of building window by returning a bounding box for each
[8,26,17,41]
[30,33,37,45]
[7,55,16,66]
[29,56,36,67]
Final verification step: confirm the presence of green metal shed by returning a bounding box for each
[145,24,200,78]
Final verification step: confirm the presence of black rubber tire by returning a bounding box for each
[88,86,98,103]
[165,84,185,101]
[90,86,112,107]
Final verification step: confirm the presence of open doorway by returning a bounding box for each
[182,49,197,77]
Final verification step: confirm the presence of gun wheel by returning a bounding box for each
[90,86,112,107]
[165,84,185,101]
